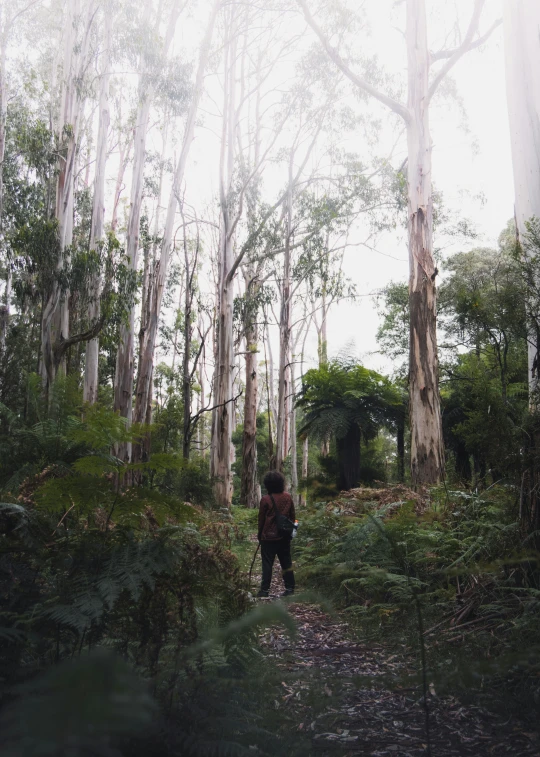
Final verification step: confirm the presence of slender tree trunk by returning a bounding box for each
[211,6,238,508]
[113,4,179,459]
[212,235,235,506]
[299,0,490,486]
[198,313,207,458]
[134,1,219,432]
[317,287,328,367]
[263,333,275,466]
[182,299,192,460]
[504,2,540,535]
[406,0,444,486]
[240,276,259,506]
[41,0,96,393]
[503,1,540,401]
[299,434,308,505]
[266,321,277,438]
[83,7,112,404]
[0,28,8,353]
[289,350,298,504]
[41,0,79,391]
[110,134,132,233]
[181,216,195,460]
[275,161,293,471]
[113,90,151,447]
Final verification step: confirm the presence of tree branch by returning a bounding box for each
[296,0,410,124]
[5,0,42,33]
[188,389,243,432]
[226,191,286,286]
[189,324,211,384]
[428,1,500,101]
[430,18,502,62]
[54,314,106,361]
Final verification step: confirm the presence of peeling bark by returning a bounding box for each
[298,0,495,485]
[406,0,444,485]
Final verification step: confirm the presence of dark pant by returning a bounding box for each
[261,538,295,592]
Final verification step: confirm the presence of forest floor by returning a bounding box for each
[245,537,539,757]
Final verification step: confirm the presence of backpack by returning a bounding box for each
[269,493,295,537]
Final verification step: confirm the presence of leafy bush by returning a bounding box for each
[293,486,540,718]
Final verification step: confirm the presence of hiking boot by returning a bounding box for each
[256,589,269,598]
[281,589,294,597]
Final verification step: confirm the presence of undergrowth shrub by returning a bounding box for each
[294,486,540,719]
[0,404,308,756]
[0,495,309,755]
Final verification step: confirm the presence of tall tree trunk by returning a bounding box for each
[113,4,179,458]
[113,89,151,447]
[317,286,328,367]
[211,6,238,508]
[504,1,540,535]
[134,1,219,432]
[275,162,293,471]
[289,349,299,504]
[240,276,259,506]
[300,434,308,504]
[263,334,274,467]
[42,0,90,392]
[503,1,540,400]
[181,285,192,460]
[83,7,112,404]
[298,0,497,485]
[110,133,132,233]
[212,235,235,506]
[0,26,8,353]
[198,318,206,458]
[266,320,277,439]
[406,0,444,486]
[181,213,196,460]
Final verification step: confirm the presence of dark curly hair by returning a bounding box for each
[263,470,285,494]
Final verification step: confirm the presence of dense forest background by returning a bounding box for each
[1,0,539,755]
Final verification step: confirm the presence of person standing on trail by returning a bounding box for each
[257,470,296,598]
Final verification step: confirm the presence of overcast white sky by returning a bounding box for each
[304,0,513,375]
[174,0,514,379]
[99,0,513,384]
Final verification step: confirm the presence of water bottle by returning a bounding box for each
[292,520,299,538]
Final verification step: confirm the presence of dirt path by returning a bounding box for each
[255,567,538,757]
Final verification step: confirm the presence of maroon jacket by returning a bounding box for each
[258,492,296,542]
